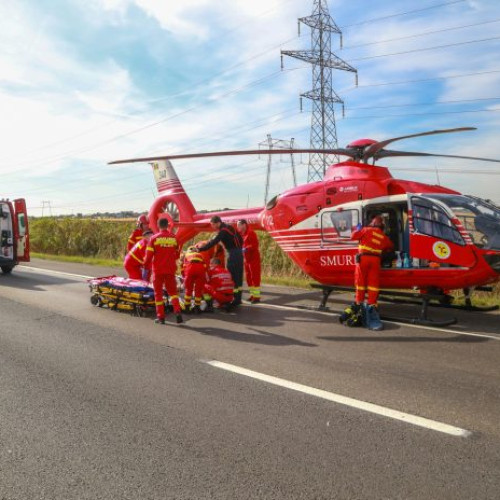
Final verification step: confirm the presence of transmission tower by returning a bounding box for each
[259,135,297,205]
[41,200,52,217]
[281,0,357,182]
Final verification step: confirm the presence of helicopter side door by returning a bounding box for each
[408,195,476,268]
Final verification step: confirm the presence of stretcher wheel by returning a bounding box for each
[90,295,99,306]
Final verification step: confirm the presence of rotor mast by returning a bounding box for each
[281,0,357,182]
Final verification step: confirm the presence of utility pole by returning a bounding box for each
[259,135,297,205]
[281,0,357,182]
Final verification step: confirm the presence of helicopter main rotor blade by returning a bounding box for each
[109,148,355,165]
[375,149,500,164]
[362,127,477,162]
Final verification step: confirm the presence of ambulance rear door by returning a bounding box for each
[14,198,30,262]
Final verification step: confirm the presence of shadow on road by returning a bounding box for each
[0,272,76,292]
[182,323,317,347]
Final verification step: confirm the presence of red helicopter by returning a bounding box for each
[111,127,500,321]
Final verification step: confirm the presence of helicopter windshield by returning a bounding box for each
[427,194,500,251]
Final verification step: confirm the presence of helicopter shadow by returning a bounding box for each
[180,306,318,347]
[182,323,317,347]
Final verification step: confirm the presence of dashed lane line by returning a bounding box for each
[206,360,472,438]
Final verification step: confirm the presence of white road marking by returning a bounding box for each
[259,302,500,341]
[19,265,95,280]
[206,360,472,438]
[17,265,499,340]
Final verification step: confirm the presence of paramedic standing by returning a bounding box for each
[237,219,261,303]
[350,215,394,329]
[196,216,244,306]
[144,216,183,325]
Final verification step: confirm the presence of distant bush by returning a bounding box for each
[30,218,130,260]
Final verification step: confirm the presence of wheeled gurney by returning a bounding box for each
[88,275,157,316]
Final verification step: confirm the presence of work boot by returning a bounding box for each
[250,297,261,304]
[176,313,183,324]
[205,300,214,313]
[154,317,165,325]
[192,305,201,315]
[231,291,242,307]
[366,305,383,331]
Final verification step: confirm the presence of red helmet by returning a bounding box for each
[137,214,148,225]
[369,215,384,228]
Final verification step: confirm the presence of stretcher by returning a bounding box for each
[88,275,158,317]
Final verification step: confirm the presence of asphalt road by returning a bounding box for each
[0,259,499,499]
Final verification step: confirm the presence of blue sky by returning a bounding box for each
[1,0,499,216]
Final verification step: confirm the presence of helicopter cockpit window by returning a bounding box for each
[321,209,358,241]
[427,194,500,250]
[411,197,464,246]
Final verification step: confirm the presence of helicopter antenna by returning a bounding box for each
[435,164,441,185]
[281,0,357,182]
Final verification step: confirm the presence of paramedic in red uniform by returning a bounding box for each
[181,246,207,313]
[124,230,153,280]
[197,240,226,268]
[237,219,261,303]
[203,258,235,310]
[127,214,150,252]
[350,215,394,308]
[196,216,243,306]
[143,216,183,325]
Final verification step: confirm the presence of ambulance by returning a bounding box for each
[0,198,29,273]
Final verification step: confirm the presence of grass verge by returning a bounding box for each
[31,252,122,268]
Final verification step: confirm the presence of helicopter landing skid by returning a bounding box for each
[310,284,457,327]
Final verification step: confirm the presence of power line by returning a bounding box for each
[349,69,500,89]
[348,97,500,111]
[341,0,467,29]
[342,19,500,50]
[343,108,500,119]
[350,36,500,62]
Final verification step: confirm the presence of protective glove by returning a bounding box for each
[356,223,362,231]
[141,269,150,281]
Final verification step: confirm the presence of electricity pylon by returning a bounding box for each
[281,0,357,182]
